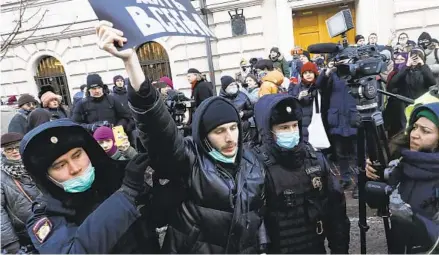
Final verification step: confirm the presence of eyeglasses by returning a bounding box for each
[4,146,20,153]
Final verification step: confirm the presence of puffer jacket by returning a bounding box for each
[317,72,358,137]
[1,157,41,253]
[128,81,267,254]
[219,90,254,121]
[259,70,284,97]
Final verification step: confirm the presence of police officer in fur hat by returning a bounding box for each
[252,94,350,254]
[20,119,159,253]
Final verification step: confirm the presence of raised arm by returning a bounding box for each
[95,21,190,178]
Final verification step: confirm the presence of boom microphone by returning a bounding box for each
[307,43,340,54]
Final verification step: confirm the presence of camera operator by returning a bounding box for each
[366,103,439,253]
[317,60,359,196]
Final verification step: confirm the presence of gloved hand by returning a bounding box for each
[120,153,149,202]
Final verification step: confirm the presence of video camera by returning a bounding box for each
[166,91,195,135]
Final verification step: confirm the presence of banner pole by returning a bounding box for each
[199,0,217,95]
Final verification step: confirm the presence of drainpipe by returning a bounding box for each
[199,0,217,95]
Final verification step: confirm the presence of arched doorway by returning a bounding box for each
[136,41,172,82]
[34,56,72,106]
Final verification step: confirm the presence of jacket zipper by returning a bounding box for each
[216,164,237,208]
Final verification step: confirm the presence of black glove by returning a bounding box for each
[88,121,111,132]
[120,153,149,201]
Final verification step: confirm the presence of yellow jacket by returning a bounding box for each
[259,70,284,97]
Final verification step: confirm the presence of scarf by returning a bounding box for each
[1,157,29,179]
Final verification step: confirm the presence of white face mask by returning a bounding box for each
[226,85,239,95]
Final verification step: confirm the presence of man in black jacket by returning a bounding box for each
[252,93,350,254]
[187,68,214,107]
[95,21,267,254]
[71,74,133,133]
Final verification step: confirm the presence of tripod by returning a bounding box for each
[357,108,392,254]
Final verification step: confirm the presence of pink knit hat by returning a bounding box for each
[41,91,62,108]
[159,76,173,89]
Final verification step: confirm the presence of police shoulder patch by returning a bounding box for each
[32,217,52,243]
[305,165,321,175]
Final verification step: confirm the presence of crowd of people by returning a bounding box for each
[1,20,439,254]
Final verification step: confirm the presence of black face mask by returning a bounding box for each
[241,66,247,72]
[418,39,431,50]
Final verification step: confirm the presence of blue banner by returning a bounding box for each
[88,0,216,49]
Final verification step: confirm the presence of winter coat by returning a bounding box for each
[219,90,254,121]
[270,54,290,78]
[259,70,284,97]
[253,94,350,253]
[8,109,31,135]
[112,86,129,107]
[288,82,322,142]
[21,120,159,254]
[129,82,267,254]
[192,80,214,107]
[1,157,41,253]
[317,73,358,137]
[46,106,69,119]
[388,65,436,101]
[71,95,133,132]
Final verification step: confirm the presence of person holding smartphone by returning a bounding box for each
[387,47,436,134]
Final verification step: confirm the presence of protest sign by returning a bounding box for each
[88,0,216,49]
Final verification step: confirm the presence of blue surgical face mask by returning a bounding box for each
[275,131,300,149]
[49,163,95,193]
[208,149,236,164]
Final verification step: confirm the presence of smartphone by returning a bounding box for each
[112,126,126,147]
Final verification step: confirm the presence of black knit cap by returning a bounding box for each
[87,73,104,89]
[18,94,38,107]
[201,99,239,136]
[270,47,280,54]
[221,75,235,90]
[187,68,201,74]
[1,132,23,147]
[355,35,365,43]
[270,97,303,127]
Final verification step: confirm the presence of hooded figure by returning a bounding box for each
[127,75,267,253]
[1,132,42,254]
[374,103,439,253]
[269,47,290,78]
[27,108,52,132]
[252,94,350,254]
[259,70,285,97]
[20,119,159,254]
[418,32,439,85]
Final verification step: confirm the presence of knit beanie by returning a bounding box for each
[93,126,117,156]
[416,109,439,127]
[200,99,239,137]
[355,35,365,44]
[41,91,62,108]
[221,76,235,90]
[159,76,174,89]
[1,132,23,148]
[300,62,319,76]
[87,74,104,90]
[18,94,38,107]
[113,75,124,85]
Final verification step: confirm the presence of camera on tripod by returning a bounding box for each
[167,91,195,131]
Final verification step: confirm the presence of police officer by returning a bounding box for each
[20,119,158,253]
[252,94,350,253]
